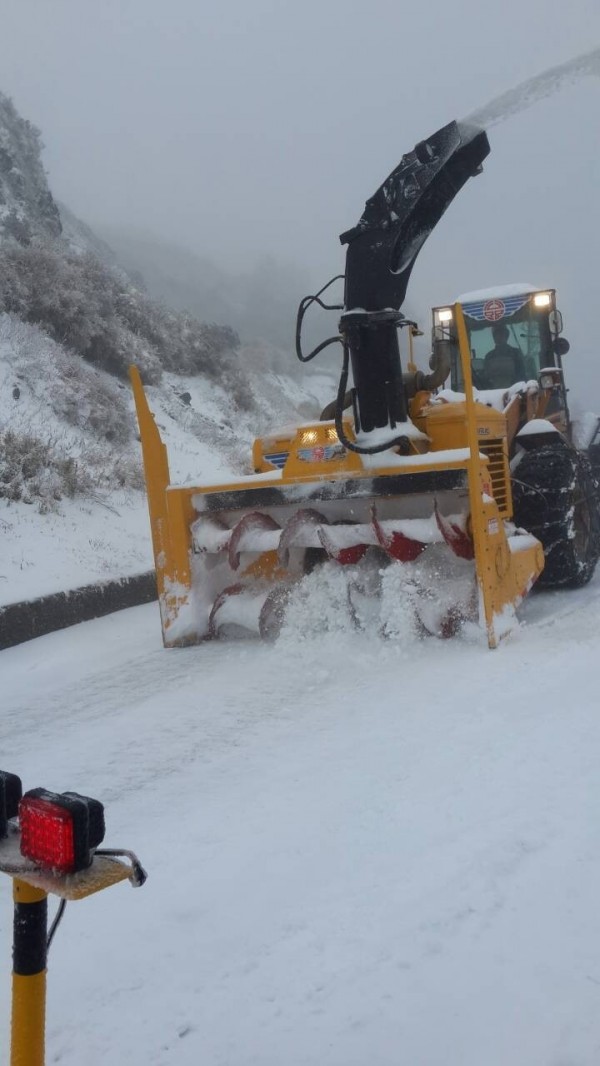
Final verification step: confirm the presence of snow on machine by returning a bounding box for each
[131,119,600,648]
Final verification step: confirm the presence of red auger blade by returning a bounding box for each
[317,526,368,565]
[371,505,426,562]
[434,503,474,560]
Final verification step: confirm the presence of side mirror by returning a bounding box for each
[553,336,570,356]
[549,309,563,334]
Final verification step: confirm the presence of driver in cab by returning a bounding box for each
[483,322,527,388]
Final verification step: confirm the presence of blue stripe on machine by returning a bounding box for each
[264,452,289,469]
[462,293,531,320]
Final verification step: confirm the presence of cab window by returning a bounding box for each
[451,303,553,391]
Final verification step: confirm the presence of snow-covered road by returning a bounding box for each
[2,581,600,1064]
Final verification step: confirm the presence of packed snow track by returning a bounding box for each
[2,578,600,1065]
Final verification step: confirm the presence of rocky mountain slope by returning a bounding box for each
[0,93,61,244]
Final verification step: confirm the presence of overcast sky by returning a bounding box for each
[0,0,599,392]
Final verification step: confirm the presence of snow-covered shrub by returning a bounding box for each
[0,429,91,509]
[49,364,133,446]
[0,243,156,382]
[0,241,242,387]
[216,364,256,412]
[80,445,144,492]
[0,313,136,446]
[109,453,145,490]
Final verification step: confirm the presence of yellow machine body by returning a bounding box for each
[131,303,544,649]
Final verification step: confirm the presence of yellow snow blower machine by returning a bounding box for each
[131,119,600,648]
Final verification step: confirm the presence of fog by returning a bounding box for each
[1,0,599,397]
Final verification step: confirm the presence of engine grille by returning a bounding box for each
[479,437,510,516]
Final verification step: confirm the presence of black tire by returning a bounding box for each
[512,443,600,588]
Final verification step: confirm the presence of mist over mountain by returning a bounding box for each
[100,227,330,357]
[58,200,121,268]
[0,89,328,540]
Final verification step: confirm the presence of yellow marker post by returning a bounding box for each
[5,858,136,1065]
[4,857,140,1065]
[11,879,47,1066]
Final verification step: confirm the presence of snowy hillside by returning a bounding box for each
[0,310,331,605]
[0,91,334,606]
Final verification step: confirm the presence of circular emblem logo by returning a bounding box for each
[312,446,325,461]
[483,298,506,322]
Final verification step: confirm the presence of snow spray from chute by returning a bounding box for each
[466,45,600,128]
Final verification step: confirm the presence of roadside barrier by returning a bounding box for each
[0,571,157,650]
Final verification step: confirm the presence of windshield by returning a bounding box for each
[451,294,555,391]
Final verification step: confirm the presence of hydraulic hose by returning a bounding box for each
[333,344,412,456]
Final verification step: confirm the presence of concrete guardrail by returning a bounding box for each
[0,572,158,651]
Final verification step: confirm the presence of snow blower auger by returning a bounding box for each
[131,119,545,648]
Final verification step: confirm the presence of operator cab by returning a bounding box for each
[432,286,569,396]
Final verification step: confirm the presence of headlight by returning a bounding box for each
[300,430,318,445]
[533,292,551,308]
[539,369,561,389]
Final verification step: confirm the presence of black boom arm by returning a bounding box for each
[339,120,490,440]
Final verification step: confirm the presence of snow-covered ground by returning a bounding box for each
[0,493,153,603]
[2,574,600,1064]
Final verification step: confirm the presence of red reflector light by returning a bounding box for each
[19,788,105,874]
[20,797,75,873]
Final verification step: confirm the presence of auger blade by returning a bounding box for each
[208,581,294,640]
[228,512,281,570]
[259,583,295,640]
[208,583,266,638]
[371,505,426,562]
[208,583,246,637]
[414,597,477,639]
[434,502,474,560]
[408,543,478,638]
[191,514,231,553]
[278,508,329,567]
